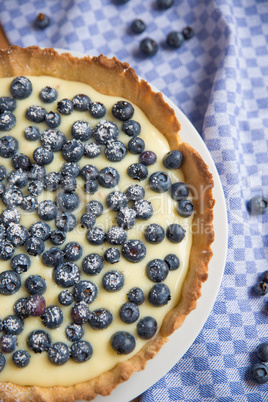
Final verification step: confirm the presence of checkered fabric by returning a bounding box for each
[0,0,268,400]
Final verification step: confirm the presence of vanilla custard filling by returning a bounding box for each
[0,76,192,387]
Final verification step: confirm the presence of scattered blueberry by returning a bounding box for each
[182,26,195,40]
[70,340,93,363]
[80,212,96,229]
[122,239,146,262]
[0,96,16,112]
[24,236,45,256]
[163,150,183,169]
[253,281,268,296]
[89,308,113,330]
[84,179,98,194]
[247,195,268,215]
[0,136,18,158]
[25,275,47,295]
[93,120,119,144]
[164,254,180,270]
[97,166,120,188]
[84,142,102,158]
[33,146,54,165]
[157,0,173,9]
[39,86,58,103]
[88,101,106,118]
[44,111,61,129]
[12,350,31,368]
[167,31,184,48]
[131,19,146,34]
[166,223,186,243]
[82,253,104,275]
[119,302,139,324]
[0,164,6,181]
[140,38,158,57]
[177,199,194,217]
[122,120,141,137]
[106,226,127,245]
[10,76,32,100]
[65,323,84,342]
[106,191,127,211]
[86,200,104,217]
[110,331,136,355]
[127,163,148,181]
[57,98,74,115]
[24,126,40,141]
[149,171,171,192]
[127,136,145,154]
[42,247,64,267]
[0,111,16,131]
[49,230,66,245]
[71,302,90,325]
[0,353,5,372]
[139,150,157,166]
[112,101,134,121]
[53,262,80,288]
[148,283,171,306]
[64,242,83,262]
[104,247,120,264]
[37,200,57,221]
[125,184,145,201]
[58,290,74,306]
[41,305,63,329]
[11,253,31,274]
[12,153,31,171]
[0,241,15,261]
[0,271,20,295]
[35,12,50,29]
[25,105,46,123]
[61,162,80,177]
[116,207,136,230]
[7,168,28,188]
[27,329,51,353]
[86,227,106,245]
[137,316,157,339]
[72,94,91,111]
[29,164,46,181]
[144,224,165,244]
[127,287,144,305]
[170,182,189,201]
[105,140,127,162]
[250,362,268,384]
[260,271,268,283]
[80,164,98,181]
[71,120,92,141]
[61,139,84,162]
[14,298,29,319]
[3,315,24,335]
[29,221,51,241]
[102,270,125,292]
[6,223,29,247]
[56,192,80,212]
[0,334,17,353]
[25,295,46,317]
[133,199,153,220]
[257,342,268,362]
[146,259,169,282]
[42,130,67,153]
[55,213,77,232]
[2,187,23,208]
[73,280,98,304]
[48,342,70,366]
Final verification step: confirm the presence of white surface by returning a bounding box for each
[56,49,228,402]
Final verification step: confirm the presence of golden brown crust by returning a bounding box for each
[0,46,214,401]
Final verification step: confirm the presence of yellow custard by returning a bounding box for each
[0,76,192,387]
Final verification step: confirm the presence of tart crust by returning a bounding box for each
[0,46,215,402]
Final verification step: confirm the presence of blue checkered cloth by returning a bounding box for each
[1,0,268,401]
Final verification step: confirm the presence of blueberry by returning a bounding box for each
[29,222,50,242]
[131,19,146,34]
[29,164,46,181]
[86,200,104,216]
[41,129,66,151]
[72,94,91,111]
[42,247,64,267]
[140,38,158,57]
[260,271,268,282]
[11,253,31,274]
[62,139,84,162]
[86,227,106,245]
[88,101,106,118]
[33,146,54,165]
[25,295,46,317]
[24,237,45,256]
[71,302,90,325]
[12,350,31,368]
[42,305,63,329]
[149,171,171,192]
[2,187,23,207]
[84,180,98,194]
[58,290,74,306]
[106,191,127,211]
[257,342,268,362]
[93,120,119,144]
[106,226,127,245]
[177,199,194,217]
[48,342,70,366]
[122,122,141,140]
[250,362,268,384]
[71,340,93,363]
[6,223,29,247]
[44,111,61,129]
[119,302,139,324]
[166,224,186,243]
[97,166,120,188]
[110,331,136,355]
[139,151,157,166]
[112,101,134,121]
[133,200,153,220]
[157,0,173,8]
[125,184,145,201]
[42,170,61,191]
[127,137,145,154]
[247,195,268,215]
[104,247,120,264]
[102,270,124,292]
[49,230,66,245]
[53,262,80,288]
[182,26,195,40]
[0,164,6,181]
[116,207,136,230]
[167,31,184,48]
[64,242,83,262]
[144,223,165,244]
[55,213,77,232]
[61,162,80,177]
[35,12,50,29]
[0,111,16,131]
[71,120,92,142]
[127,287,144,305]
[7,168,28,188]
[40,86,58,103]
[24,126,40,141]
[105,140,127,162]
[122,239,146,262]
[56,192,80,212]
[127,163,148,181]
[0,136,18,158]
[0,182,5,195]
[163,150,183,169]
[82,253,104,275]
[84,142,102,159]
[65,323,84,342]
[27,329,51,353]
[0,242,15,261]
[73,280,98,304]
[137,316,157,339]
[25,275,47,295]
[253,281,268,296]
[10,76,32,99]
[1,208,20,228]
[148,283,171,306]
[80,212,96,229]
[57,98,74,115]
[170,182,189,201]
[0,224,5,241]
[0,353,5,372]
[89,308,113,329]
[14,297,29,319]
[146,259,169,282]
[25,105,46,123]
[0,96,16,112]
[12,153,31,171]
[0,334,17,353]
[37,200,57,221]
[164,254,180,270]
[80,164,98,181]
[3,315,24,335]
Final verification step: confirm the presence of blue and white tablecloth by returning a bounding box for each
[0,0,268,401]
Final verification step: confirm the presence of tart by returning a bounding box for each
[0,46,214,401]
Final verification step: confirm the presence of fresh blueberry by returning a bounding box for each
[0,182,5,196]
[13,297,29,319]
[127,137,145,154]
[0,353,5,372]
[166,223,186,243]
[170,182,189,201]
[44,111,61,129]
[247,195,268,215]
[106,191,127,211]
[127,287,144,305]
[86,227,106,245]
[133,199,153,220]
[257,342,268,362]
[102,271,125,292]
[48,342,70,366]
[125,184,145,201]
[86,200,104,216]
[182,26,195,40]
[260,271,268,283]
[35,12,50,29]
[57,98,74,115]
[0,96,16,112]
[70,340,93,363]
[39,86,58,103]
[29,164,46,181]
[41,305,63,329]
[127,163,148,181]
[12,153,31,171]
[24,236,45,256]
[157,0,173,8]
[116,207,136,230]
[41,129,66,151]
[0,111,16,131]
[0,164,6,181]
[140,38,158,57]
[119,302,139,324]
[53,262,80,288]
[33,146,54,165]
[149,171,171,192]
[49,230,66,245]
[73,280,98,304]
[65,323,84,342]
[37,200,57,221]
[167,31,184,48]
[84,142,102,159]
[110,331,136,355]
[148,283,171,306]
[6,223,29,247]
[10,76,32,99]
[29,221,51,240]
[61,162,80,177]
[0,242,15,261]
[62,139,84,162]
[80,212,96,229]
[55,213,77,232]
[104,247,120,264]
[144,223,165,244]
[88,101,106,118]
[64,242,83,262]
[163,150,183,169]
[71,120,92,142]
[27,329,51,353]
[0,224,5,241]
[97,166,120,188]
[58,290,74,306]
[80,164,98,181]
[146,259,169,282]
[177,199,194,217]
[104,140,127,162]
[106,226,127,245]
[3,315,24,335]
[93,120,119,144]
[12,350,31,368]
[25,105,46,123]
[11,253,31,274]
[164,254,180,270]
[71,302,90,325]
[24,126,40,141]
[122,239,146,262]
[56,192,80,212]
[25,294,46,317]
[42,247,64,267]
[7,168,28,188]
[139,151,157,166]
[0,208,20,227]
[84,180,98,194]
[25,275,47,295]
[250,362,268,384]
[253,281,268,296]
[0,136,18,158]
[89,308,113,330]
[131,19,146,34]
[72,94,91,111]
[82,253,104,275]
[0,334,17,353]
[122,120,141,137]
[137,316,157,339]
[112,101,134,121]
[2,187,23,208]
